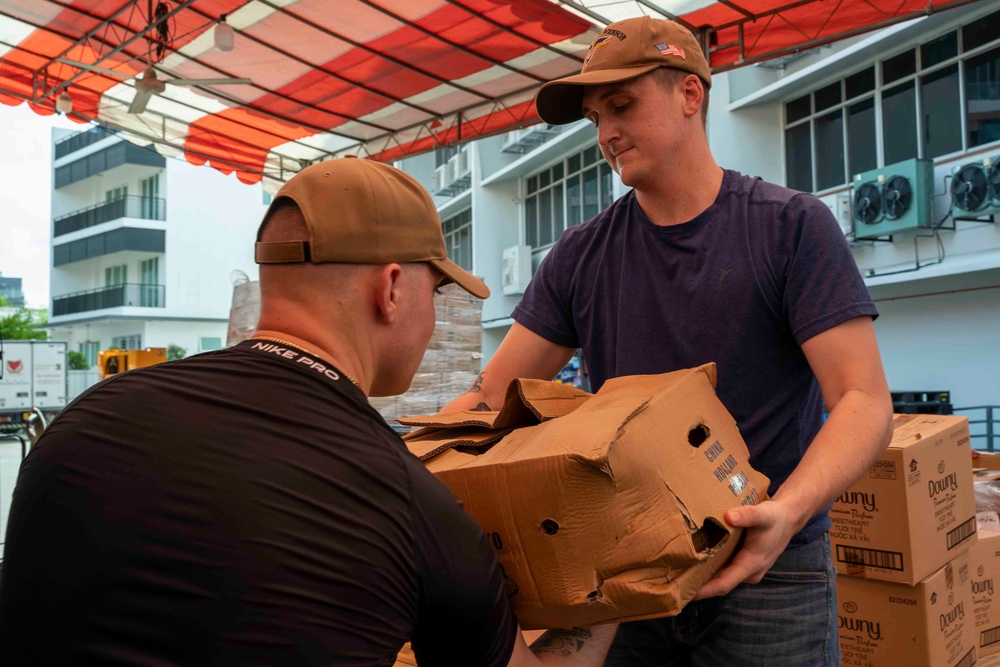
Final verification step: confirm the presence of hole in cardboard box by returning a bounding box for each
[541,519,560,536]
[687,424,710,447]
[691,517,728,553]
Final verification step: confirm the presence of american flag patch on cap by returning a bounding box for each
[656,42,686,59]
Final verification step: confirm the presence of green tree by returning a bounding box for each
[68,350,90,370]
[167,344,187,361]
[0,309,48,340]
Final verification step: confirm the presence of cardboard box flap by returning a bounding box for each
[887,413,969,450]
[396,378,591,429]
[405,427,517,462]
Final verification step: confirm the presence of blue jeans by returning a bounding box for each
[604,533,839,667]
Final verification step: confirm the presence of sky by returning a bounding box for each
[0,103,83,309]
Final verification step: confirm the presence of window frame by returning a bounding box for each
[781,10,1000,194]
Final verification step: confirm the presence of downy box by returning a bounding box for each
[970,529,1000,658]
[830,414,976,584]
[402,364,769,630]
[837,551,977,667]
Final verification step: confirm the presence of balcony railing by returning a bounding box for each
[54,196,166,237]
[54,126,117,159]
[55,142,165,189]
[52,283,165,316]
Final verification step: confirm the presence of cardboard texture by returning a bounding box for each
[831,414,977,585]
[970,530,1000,658]
[403,364,770,630]
[837,552,978,667]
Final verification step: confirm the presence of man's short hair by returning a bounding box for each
[654,67,709,126]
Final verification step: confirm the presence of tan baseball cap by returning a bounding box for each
[255,156,489,300]
[536,16,711,125]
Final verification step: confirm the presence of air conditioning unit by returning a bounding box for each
[456,147,470,178]
[851,158,934,240]
[818,192,853,237]
[500,129,524,152]
[951,155,1000,220]
[443,157,457,189]
[432,164,446,193]
[501,245,532,296]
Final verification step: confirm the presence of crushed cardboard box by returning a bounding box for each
[400,363,769,630]
[830,414,977,585]
[837,551,977,667]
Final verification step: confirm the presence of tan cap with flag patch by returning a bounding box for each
[535,16,711,125]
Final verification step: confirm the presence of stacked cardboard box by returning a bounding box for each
[226,279,261,347]
[831,414,979,666]
[969,530,1000,659]
[368,283,483,426]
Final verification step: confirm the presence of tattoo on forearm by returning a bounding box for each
[530,627,594,657]
[470,402,492,411]
[468,373,485,393]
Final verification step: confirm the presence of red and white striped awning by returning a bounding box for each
[0,0,981,189]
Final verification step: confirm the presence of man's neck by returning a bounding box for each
[635,162,724,227]
[251,327,370,395]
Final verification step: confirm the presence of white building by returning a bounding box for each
[397,3,1000,441]
[46,127,267,379]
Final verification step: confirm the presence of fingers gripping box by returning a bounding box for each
[401,364,769,630]
[831,414,976,585]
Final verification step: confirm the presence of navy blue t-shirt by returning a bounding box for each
[513,170,877,544]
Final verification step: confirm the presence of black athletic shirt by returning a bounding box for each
[0,339,517,666]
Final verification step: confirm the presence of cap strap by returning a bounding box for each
[255,241,311,264]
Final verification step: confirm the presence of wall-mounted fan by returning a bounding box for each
[883,175,912,220]
[852,158,933,239]
[990,161,1000,208]
[951,164,989,212]
[853,182,883,227]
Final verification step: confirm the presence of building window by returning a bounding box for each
[140,257,160,307]
[141,174,160,219]
[200,337,223,352]
[442,209,473,271]
[782,8,1000,192]
[525,145,614,250]
[105,264,127,286]
[112,334,142,349]
[79,341,100,367]
[965,45,1000,147]
[105,186,127,202]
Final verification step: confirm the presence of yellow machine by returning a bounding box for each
[98,347,169,379]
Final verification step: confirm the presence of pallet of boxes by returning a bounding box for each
[830,413,1000,666]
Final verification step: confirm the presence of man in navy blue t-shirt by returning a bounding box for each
[444,15,893,667]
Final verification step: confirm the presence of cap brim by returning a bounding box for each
[535,64,661,124]
[430,257,490,300]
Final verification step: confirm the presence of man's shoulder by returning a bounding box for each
[725,170,818,207]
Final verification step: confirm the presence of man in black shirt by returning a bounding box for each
[0,157,616,665]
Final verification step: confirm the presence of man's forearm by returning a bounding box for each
[530,625,619,666]
[442,371,504,413]
[772,388,893,530]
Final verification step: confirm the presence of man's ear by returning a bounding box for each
[680,75,704,119]
[373,263,404,324]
